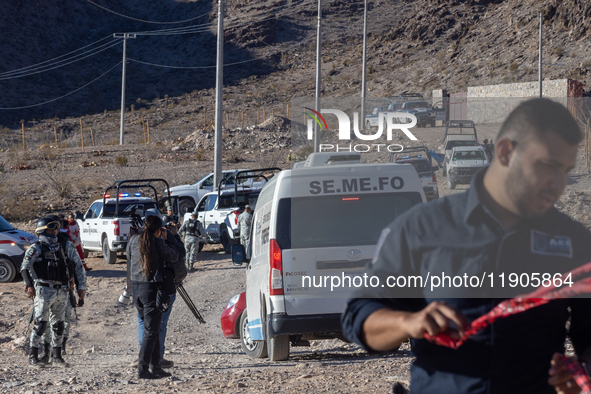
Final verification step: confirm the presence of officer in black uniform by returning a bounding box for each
[341,98,591,394]
[21,217,87,368]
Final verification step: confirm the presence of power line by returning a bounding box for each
[0,35,115,78]
[85,0,211,25]
[0,40,122,80]
[0,62,122,110]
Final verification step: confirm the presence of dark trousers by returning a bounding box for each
[132,281,163,373]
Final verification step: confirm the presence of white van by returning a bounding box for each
[232,152,426,361]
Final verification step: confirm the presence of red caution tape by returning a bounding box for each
[424,261,591,393]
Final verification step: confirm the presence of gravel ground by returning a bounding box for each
[1,123,590,394]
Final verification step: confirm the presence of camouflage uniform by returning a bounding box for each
[179,217,204,270]
[21,237,86,364]
[238,211,253,247]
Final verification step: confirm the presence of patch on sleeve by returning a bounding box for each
[372,227,391,264]
[531,230,573,258]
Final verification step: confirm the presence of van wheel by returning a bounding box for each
[179,198,195,215]
[198,242,204,252]
[0,257,16,283]
[83,249,89,259]
[240,311,267,358]
[267,333,290,361]
[220,228,232,254]
[102,236,117,264]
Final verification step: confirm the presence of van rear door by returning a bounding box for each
[278,166,424,316]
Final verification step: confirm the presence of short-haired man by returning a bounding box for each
[342,98,591,394]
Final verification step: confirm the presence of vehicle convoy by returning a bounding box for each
[389,146,439,201]
[231,152,426,361]
[438,120,480,174]
[365,93,436,129]
[77,179,174,264]
[446,145,490,190]
[182,168,280,254]
[167,169,265,214]
[0,215,37,283]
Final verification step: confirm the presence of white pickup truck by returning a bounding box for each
[77,179,175,264]
[168,169,265,214]
[77,196,157,264]
[181,168,281,253]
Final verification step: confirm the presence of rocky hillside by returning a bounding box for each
[1,0,591,130]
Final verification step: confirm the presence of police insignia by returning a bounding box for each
[531,230,573,258]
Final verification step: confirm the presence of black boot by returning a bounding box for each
[50,346,69,368]
[28,347,45,368]
[39,342,50,364]
[62,337,68,355]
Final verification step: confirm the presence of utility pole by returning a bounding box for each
[539,11,543,97]
[213,0,224,191]
[360,0,368,130]
[314,0,322,152]
[114,33,136,145]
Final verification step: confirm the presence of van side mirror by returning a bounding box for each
[75,213,84,221]
[232,244,246,266]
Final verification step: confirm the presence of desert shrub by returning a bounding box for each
[226,149,244,163]
[256,150,283,168]
[195,147,206,161]
[509,61,519,73]
[115,156,128,166]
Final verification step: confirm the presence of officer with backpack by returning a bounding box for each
[178,211,204,271]
[21,217,87,368]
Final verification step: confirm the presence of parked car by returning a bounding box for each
[0,215,37,283]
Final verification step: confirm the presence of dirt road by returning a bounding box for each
[0,244,412,394]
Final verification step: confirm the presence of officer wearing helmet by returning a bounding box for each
[178,211,204,271]
[20,217,87,368]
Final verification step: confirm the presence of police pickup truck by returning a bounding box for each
[77,179,174,264]
[182,169,280,254]
[232,152,426,361]
[167,169,265,214]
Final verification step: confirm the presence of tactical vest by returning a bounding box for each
[186,219,201,236]
[32,241,70,284]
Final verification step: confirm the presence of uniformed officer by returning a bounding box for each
[21,217,87,368]
[166,206,180,232]
[238,205,253,247]
[341,98,591,394]
[178,211,204,271]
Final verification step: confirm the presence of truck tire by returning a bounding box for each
[441,164,447,176]
[240,310,268,358]
[430,120,436,127]
[102,236,117,264]
[83,249,89,259]
[198,242,204,252]
[221,227,232,254]
[179,198,195,215]
[0,257,16,283]
[267,333,290,361]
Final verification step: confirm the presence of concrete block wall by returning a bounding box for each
[466,80,569,124]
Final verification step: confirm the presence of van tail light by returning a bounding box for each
[114,220,120,236]
[234,210,240,225]
[269,239,283,295]
[432,174,437,183]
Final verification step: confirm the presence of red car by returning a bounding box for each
[220,292,245,339]
[221,291,268,358]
